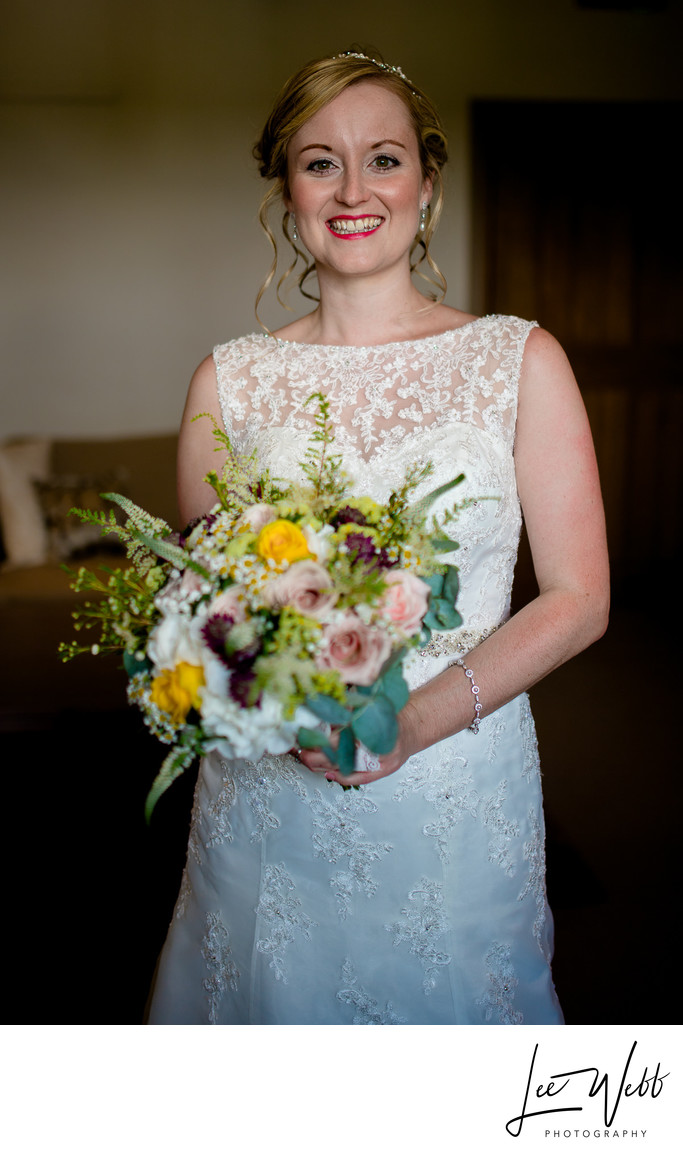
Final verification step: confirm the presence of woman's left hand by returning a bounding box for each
[295,705,419,786]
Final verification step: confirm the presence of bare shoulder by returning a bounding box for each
[186,352,221,414]
[516,326,594,455]
[177,354,223,526]
[521,325,574,374]
[518,326,583,407]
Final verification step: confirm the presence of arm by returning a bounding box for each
[177,354,225,528]
[307,327,610,784]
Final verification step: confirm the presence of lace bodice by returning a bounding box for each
[214,314,536,649]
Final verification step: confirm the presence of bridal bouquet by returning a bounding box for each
[60,394,466,818]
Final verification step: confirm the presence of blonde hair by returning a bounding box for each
[252,50,448,322]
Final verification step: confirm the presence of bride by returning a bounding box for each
[147,51,609,1024]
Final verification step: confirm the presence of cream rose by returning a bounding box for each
[262,559,337,618]
[235,503,277,532]
[317,611,392,686]
[207,585,247,623]
[380,569,431,637]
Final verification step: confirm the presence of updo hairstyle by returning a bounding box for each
[253,50,449,320]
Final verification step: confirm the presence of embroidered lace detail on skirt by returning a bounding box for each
[385,878,452,995]
[336,958,407,1024]
[205,760,237,849]
[476,942,523,1024]
[519,694,541,783]
[393,746,478,863]
[255,864,317,984]
[309,787,393,919]
[201,912,240,1024]
[393,746,519,871]
[231,755,307,843]
[482,780,520,876]
[517,807,549,956]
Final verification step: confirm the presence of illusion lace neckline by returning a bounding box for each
[262,316,483,352]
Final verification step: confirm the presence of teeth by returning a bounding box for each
[329,216,382,234]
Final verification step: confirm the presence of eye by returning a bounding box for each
[371,154,400,170]
[306,158,336,173]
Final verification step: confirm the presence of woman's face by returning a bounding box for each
[284,80,432,283]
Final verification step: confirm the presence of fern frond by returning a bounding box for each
[131,530,212,579]
[101,492,173,539]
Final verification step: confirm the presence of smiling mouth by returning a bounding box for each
[326,215,383,236]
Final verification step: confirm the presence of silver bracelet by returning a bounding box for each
[452,658,483,734]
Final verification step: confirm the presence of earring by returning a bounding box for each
[419,202,428,233]
[291,214,298,242]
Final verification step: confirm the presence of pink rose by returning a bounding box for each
[208,585,247,623]
[261,559,337,618]
[235,503,277,532]
[380,570,430,637]
[318,611,392,686]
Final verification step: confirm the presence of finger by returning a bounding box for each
[298,747,334,773]
[324,767,385,787]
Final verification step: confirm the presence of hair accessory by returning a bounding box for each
[291,214,298,242]
[419,202,428,233]
[332,51,418,96]
[452,658,483,733]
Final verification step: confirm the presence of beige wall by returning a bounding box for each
[2,0,681,438]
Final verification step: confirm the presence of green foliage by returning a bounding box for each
[88,493,175,575]
[193,412,290,514]
[351,694,398,756]
[145,727,203,823]
[300,649,412,774]
[58,562,162,660]
[300,393,349,502]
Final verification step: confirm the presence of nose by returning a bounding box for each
[336,165,369,208]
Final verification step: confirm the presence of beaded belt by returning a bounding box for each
[416,623,500,660]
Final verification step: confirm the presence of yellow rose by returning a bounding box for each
[150,661,205,724]
[255,519,312,564]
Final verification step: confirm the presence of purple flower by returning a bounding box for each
[201,613,262,708]
[331,506,368,528]
[228,665,259,708]
[202,613,258,666]
[343,532,398,572]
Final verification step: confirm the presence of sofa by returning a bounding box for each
[0,433,178,729]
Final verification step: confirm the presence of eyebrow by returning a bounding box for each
[297,138,408,155]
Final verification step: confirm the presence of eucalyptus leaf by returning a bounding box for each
[422,608,441,630]
[352,695,398,754]
[305,694,351,725]
[336,726,356,775]
[345,688,372,708]
[430,537,460,553]
[422,572,445,595]
[443,565,460,601]
[434,601,463,629]
[378,659,410,711]
[123,650,151,677]
[297,728,333,753]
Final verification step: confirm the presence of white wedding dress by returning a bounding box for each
[147,314,563,1025]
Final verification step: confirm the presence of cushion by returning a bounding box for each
[0,440,51,568]
[34,472,128,561]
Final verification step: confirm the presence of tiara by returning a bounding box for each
[332,51,418,96]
